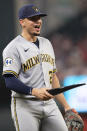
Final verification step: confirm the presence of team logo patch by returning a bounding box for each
[32,6,39,12]
[4,58,13,66]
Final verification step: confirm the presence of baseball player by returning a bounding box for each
[2,4,71,131]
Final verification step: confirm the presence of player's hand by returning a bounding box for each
[32,88,54,100]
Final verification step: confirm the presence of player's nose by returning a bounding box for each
[36,17,42,23]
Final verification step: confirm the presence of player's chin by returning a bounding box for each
[33,32,40,36]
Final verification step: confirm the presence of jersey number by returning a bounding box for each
[49,70,53,84]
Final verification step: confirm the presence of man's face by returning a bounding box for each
[20,15,42,36]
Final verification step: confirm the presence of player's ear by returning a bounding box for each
[19,19,25,27]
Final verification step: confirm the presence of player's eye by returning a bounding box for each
[27,16,41,21]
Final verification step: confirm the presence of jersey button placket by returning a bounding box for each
[39,53,47,87]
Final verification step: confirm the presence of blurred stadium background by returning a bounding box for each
[0,0,87,130]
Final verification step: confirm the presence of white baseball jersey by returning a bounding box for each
[3,35,69,131]
[3,35,56,98]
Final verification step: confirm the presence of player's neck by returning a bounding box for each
[21,32,37,43]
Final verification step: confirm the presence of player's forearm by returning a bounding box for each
[55,93,70,111]
[52,73,61,89]
[52,73,70,111]
[4,75,33,95]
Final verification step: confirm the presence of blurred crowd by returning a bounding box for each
[49,33,87,83]
[46,0,87,84]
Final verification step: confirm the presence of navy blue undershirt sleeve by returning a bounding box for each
[4,75,33,95]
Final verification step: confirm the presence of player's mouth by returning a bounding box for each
[34,25,41,32]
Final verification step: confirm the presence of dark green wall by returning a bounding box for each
[0,0,14,104]
[0,1,16,131]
